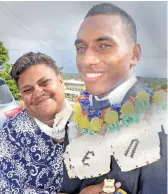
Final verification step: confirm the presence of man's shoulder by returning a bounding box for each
[123,79,146,100]
[139,130,167,193]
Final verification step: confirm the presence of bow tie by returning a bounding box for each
[92,97,111,110]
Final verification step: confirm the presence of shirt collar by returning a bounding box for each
[34,99,72,139]
[93,75,137,105]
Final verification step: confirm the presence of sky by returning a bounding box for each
[0,1,167,78]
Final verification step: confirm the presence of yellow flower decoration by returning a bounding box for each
[136,91,150,101]
[73,114,80,125]
[117,189,127,194]
[73,102,82,115]
[90,117,102,132]
[78,115,90,129]
[104,110,118,124]
[153,90,167,104]
[121,101,136,115]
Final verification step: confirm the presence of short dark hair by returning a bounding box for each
[85,3,137,44]
[11,52,60,85]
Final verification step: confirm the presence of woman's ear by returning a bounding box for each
[58,73,64,84]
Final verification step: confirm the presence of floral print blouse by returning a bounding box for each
[0,109,63,194]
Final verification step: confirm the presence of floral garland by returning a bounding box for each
[73,88,167,135]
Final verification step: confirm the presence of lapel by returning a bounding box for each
[122,79,146,102]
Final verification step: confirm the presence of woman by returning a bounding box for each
[0,52,121,194]
[0,52,81,193]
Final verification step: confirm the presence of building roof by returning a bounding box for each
[64,89,80,95]
[64,79,84,85]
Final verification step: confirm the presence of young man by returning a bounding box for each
[65,3,167,194]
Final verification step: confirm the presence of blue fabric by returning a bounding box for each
[0,109,63,194]
[92,97,111,110]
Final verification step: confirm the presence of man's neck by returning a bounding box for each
[97,79,129,99]
[94,75,137,105]
[97,85,118,99]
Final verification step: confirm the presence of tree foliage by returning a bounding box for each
[0,41,9,69]
[63,73,81,80]
[143,77,167,91]
[0,71,21,100]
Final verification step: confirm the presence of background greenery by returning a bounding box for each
[0,40,167,102]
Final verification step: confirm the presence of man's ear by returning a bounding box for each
[130,44,141,68]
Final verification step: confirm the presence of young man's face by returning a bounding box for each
[75,15,141,97]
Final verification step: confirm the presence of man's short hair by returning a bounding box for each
[85,3,137,44]
[11,52,60,85]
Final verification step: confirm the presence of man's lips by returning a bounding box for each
[84,72,104,81]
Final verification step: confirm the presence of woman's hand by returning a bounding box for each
[80,181,121,194]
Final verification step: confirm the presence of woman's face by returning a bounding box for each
[18,64,65,122]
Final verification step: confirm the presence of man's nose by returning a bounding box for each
[81,49,100,67]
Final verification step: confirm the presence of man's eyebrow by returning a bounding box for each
[74,39,85,45]
[74,36,114,45]
[95,36,114,42]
